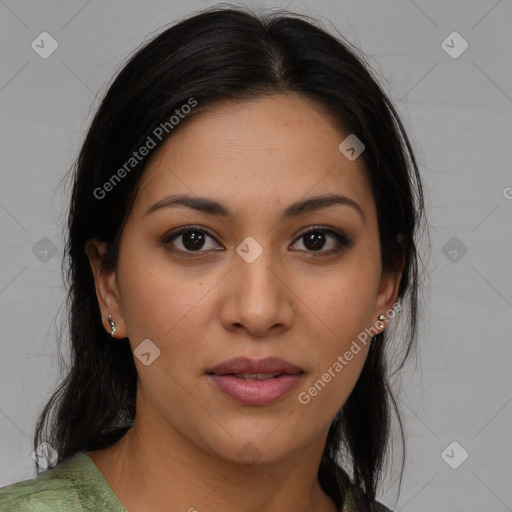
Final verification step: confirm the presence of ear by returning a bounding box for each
[373,234,406,331]
[85,238,127,339]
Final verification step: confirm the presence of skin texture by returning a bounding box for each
[85,93,403,512]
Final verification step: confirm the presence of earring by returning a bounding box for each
[107,315,117,338]
[377,314,386,330]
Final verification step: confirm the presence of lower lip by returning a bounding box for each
[208,373,304,406]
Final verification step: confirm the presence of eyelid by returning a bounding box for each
[294,224,351,243]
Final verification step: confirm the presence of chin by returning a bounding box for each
[200,426,307,467]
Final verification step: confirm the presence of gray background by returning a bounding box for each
[1,1,511,510]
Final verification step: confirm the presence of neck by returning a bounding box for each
[88,404,339,512]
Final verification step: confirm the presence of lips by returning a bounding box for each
[206,357,304,406]
[207,356,304,377]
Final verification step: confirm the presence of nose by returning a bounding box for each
[217,243,295,338]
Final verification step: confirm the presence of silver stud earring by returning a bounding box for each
[107,315,117,337]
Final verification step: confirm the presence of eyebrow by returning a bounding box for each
[145,193,365,224]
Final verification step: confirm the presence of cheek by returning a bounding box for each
[307,254,380,345]
[296,286,372,417]
[293,253,379,410]
[116,242,217,369]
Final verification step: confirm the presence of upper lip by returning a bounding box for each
[207,357,304,376]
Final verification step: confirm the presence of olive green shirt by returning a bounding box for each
[0,452,391,511]
[0,453,126,512]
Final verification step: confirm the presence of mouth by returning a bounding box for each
[228,372,288,380]
[206,357,305,406]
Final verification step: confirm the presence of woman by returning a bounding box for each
[0,5,426,512]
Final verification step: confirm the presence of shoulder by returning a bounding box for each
[0,452,110,511]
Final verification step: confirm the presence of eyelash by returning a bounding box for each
[161,224,353,258]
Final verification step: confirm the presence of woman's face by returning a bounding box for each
[88,93,401,465]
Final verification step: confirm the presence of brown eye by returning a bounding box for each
[291,227,352,255]
[302,231,329,251]
[163,226,223,255]
[176,230,207,251]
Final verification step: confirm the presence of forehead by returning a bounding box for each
[133,94,375,221]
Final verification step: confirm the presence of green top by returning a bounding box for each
[0,452,126,512]
[0,452,390,511]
